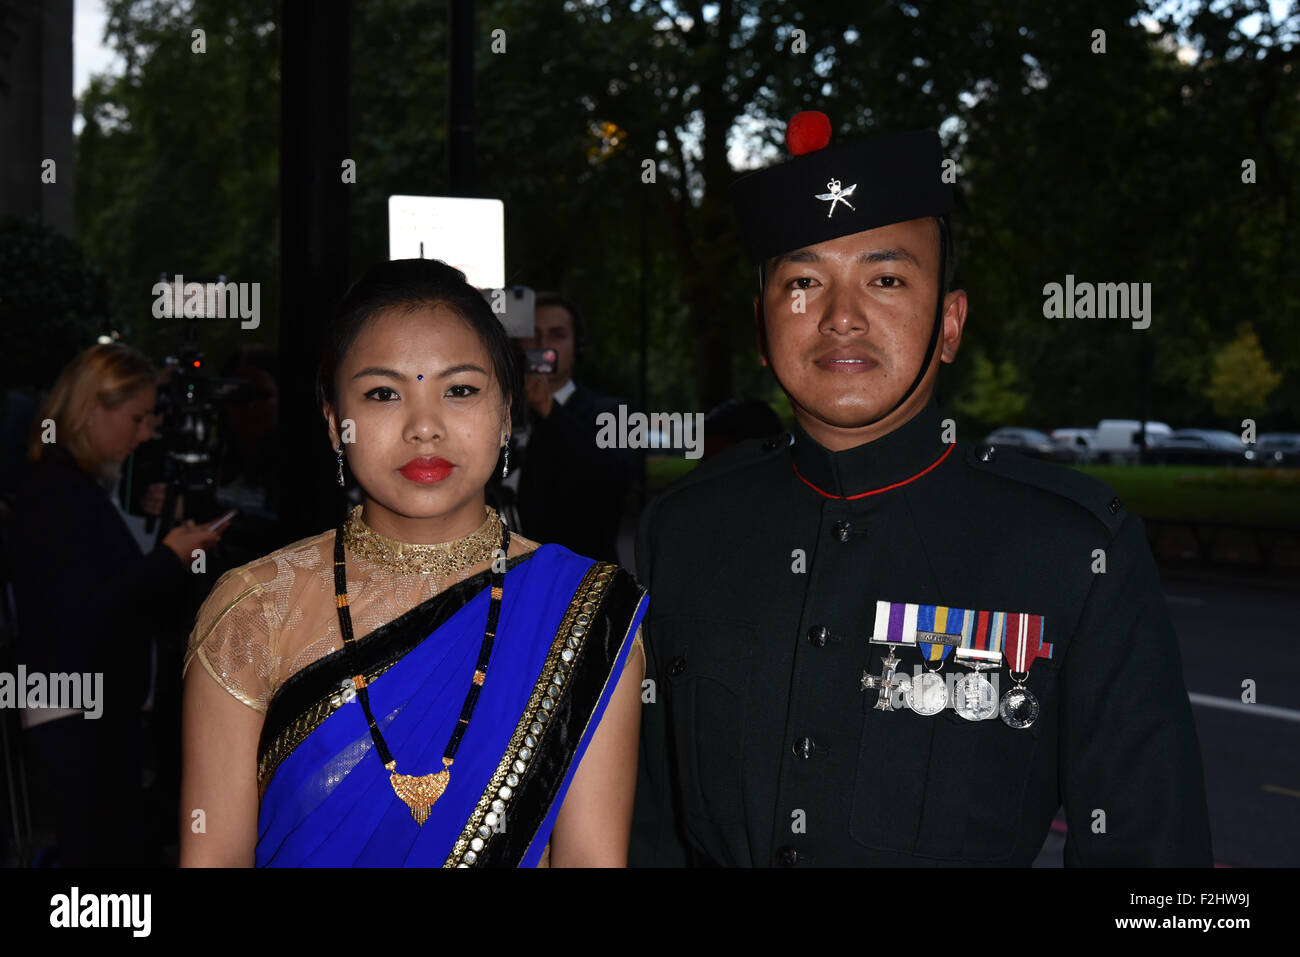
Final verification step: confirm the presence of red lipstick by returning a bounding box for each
[399,456,454,484]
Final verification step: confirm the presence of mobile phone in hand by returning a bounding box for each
[525,348,557,375]
[205,509,238,532]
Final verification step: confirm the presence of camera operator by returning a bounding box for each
[6,342,224,865]
[514,293,638,564]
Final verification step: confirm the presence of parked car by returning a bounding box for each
[982,427,1074,462]
[1248,432,1300,467]
[1148,429,1250,466]
[1050,428,1098,464]
[1093,419,1173,464]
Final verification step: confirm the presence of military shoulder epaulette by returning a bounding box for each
[652,431,791,505]
[964,442,1128,537]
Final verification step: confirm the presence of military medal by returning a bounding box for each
[905,670,948,715]
[999,611,1054,730]
[904,604,963,716]
[999,686,1038,728]
[953,672,998,720]
[861,646,910,711]
[864,600,920,711]
[953,608,1006,721]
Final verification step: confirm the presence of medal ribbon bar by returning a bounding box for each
[870,600,921,646]
[915,604,960,663]
[1004,611,1052,672]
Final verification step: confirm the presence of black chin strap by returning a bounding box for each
[758,216,948,429]
[884,215,948,420]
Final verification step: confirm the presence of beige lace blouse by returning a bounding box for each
[182,519,544,714]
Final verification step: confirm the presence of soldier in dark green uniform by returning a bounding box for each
[629,112,1213,867]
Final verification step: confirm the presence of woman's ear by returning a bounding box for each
[323,402,340,447]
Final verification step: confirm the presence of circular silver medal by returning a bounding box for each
[954,672,998,721]
[999,685,1040,729]
[902,670,948,715]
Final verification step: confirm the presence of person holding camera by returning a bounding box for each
[514,293,638,564]
[6,342,225,865]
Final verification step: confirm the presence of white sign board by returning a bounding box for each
[388,195,504,289]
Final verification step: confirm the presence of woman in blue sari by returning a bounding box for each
[179,259,647,867]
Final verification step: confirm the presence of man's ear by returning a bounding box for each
[939,289,969,364]
[753,295,770,367]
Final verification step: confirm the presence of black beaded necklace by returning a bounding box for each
[332,511,510,825]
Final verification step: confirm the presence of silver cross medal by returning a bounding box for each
[815,177,856,218]
[861,647,909,711]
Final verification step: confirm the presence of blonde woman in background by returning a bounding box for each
[6,343,223,865]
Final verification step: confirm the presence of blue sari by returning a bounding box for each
[254,545,647,867]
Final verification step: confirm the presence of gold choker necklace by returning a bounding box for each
[342,504,502,576]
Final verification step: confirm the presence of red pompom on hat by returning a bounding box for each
[785,111,832,156]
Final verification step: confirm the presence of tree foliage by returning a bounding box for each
[67,0,1299,428]
[1206,322,1283,415]
[953,351,1028,432]
[76,0,279,364]
[0,217,111,390]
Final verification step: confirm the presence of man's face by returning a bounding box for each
[758,217,964,435]
[521,304,576,389]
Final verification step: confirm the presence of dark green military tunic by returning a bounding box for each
[630,396,1213,866]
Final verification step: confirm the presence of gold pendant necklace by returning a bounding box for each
[332,506,510,825]
[389,757,453,826]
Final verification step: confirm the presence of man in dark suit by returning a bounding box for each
[629,113,1213,867]
[514,293,636,563]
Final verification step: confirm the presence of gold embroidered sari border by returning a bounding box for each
[443,562,617,867]
[517,596,648,864]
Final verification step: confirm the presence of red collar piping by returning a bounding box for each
[792,441,955,500]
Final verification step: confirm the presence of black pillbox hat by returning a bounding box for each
[729,117,953,265]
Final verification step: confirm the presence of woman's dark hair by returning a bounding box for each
[316,259,523,428]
